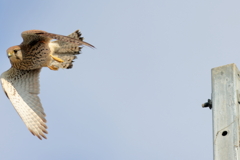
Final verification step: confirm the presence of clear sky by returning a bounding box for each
[0,0,240,159]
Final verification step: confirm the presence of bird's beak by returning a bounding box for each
[7,53,12,58]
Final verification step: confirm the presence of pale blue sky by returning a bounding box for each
[1,0,240,159]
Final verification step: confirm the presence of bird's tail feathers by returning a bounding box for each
[49,30,83,69]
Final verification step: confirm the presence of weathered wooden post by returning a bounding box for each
[203,63,240,160]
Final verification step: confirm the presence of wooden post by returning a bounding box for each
[211,63,240,160]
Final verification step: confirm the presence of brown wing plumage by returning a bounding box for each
[21,30,51,46]
[38,32,95,48]
[21,30,95,48]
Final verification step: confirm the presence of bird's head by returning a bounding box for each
[6,46,23,64]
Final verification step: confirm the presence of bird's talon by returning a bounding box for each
[50,55,64,63]
[48,65,59,71]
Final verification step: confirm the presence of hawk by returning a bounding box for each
[0,30,94,139]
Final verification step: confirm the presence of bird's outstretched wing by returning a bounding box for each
[0,68,47,140]
[21,30,95,48]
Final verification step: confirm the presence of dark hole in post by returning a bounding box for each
[222,131,228,136]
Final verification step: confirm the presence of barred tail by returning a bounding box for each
[50,30,84,69]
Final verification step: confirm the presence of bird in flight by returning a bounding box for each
[0,30,94,139]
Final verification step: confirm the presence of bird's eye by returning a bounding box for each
[13,50,18,54]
